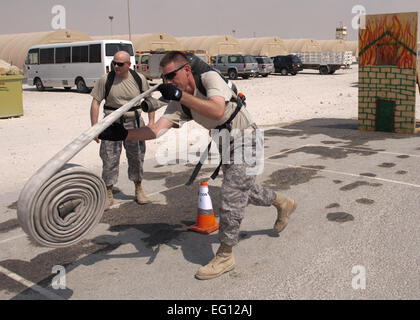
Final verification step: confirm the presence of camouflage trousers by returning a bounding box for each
[100,116,146,186]
[216,125,276,246]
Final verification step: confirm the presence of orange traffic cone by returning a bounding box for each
[188,181,219,234]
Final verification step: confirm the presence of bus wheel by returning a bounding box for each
[35,78,45,91]
[76,78,88,93]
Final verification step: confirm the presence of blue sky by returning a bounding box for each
[2,0,419,41]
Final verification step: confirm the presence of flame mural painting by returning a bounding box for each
[358,12,418,134]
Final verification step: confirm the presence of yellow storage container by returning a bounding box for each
[0,75,24,118]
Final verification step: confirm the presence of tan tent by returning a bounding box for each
[318,39,347,52]
[177,35,242,57]
[238,37,288,57]
[92,33,182,53]
[283,39,321,53]
[0,29,92,71]
[344,41,358,56]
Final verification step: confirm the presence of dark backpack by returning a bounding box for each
[182,52,241,120]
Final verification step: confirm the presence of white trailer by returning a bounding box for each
[292,51,346,74]
[343,51,354,68]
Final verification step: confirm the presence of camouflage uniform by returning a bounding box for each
[100,116,146,186]
[161,69,277,246]
[216,125,276,246]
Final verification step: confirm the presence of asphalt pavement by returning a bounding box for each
[1,118,420,300]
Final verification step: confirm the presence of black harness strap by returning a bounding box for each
[169,54,245,185]
[185,97,243,186]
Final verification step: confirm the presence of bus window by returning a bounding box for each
[89,44,101,63]
[72,46,88,63]
[105,43,134,56]
[27,48,39,65]
[40,48,54,64]
[55,47,71,64]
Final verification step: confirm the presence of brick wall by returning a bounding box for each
[358,65,417,134]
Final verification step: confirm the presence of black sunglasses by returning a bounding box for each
[112,61,126,67]
[161,63,187,82]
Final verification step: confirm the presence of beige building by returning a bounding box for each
[238,37,288,57]
[283,39,321,53]
[318,39,347,52]
[345,40,358,57]
[177,35,242,57]
[91,33,182,53]
[0,29,92,71]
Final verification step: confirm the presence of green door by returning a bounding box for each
[375,99,395,132]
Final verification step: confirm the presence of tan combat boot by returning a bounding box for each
[272,193,297,233]
[105,185,114,211]
[195,243,235,280]
[135,181,150,204]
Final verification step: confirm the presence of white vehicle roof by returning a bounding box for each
[28,39,133,51]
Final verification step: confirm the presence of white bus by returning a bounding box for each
[25,40,136,93]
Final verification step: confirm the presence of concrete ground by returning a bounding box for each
[1,118,420,300]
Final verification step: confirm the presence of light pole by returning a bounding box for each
[127,0,132,41]
[108,16,114,37]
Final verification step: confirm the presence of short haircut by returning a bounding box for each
[160,51,188,68]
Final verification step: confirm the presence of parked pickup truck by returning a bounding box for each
[212,54,258,79]
[292,51,346,74]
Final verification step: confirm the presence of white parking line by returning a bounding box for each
[0,265,65,300]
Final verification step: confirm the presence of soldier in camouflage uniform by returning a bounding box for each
[98,51,297,280]
[91,51,155,210]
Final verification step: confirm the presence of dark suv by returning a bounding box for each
[272,55,303,75]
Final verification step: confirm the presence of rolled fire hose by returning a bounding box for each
[17,86,158,248]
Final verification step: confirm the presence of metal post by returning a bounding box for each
[127,0,132,41]
[108,16,114,37]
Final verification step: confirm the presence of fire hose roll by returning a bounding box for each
[17,86,158,248]
[18,165,106,247]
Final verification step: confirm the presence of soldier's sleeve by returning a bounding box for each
[161,101,191,128]
[201,71,233,102]
[90,75,107,102]
[137,72,149,92]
